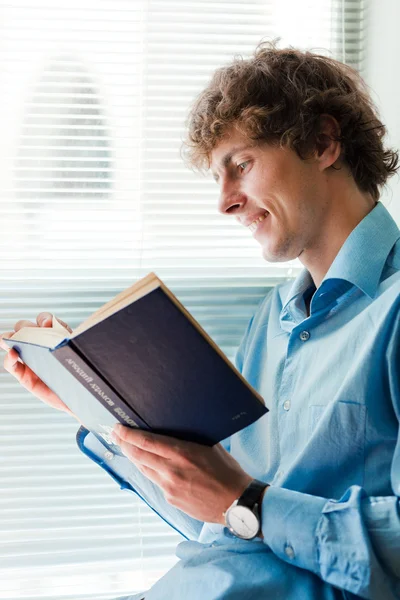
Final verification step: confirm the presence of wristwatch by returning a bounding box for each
[223,479,269,540]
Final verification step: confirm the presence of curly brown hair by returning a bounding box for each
[183,41,398,202]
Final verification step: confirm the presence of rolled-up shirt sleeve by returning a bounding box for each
[261,484,400,598]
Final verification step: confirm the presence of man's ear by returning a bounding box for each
[315,114,342,171]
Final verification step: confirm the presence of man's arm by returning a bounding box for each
[258,313,400,599]
[259,483,400,598]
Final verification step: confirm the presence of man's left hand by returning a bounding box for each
[111,424,253,524]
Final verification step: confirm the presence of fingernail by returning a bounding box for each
[111,431,119,443]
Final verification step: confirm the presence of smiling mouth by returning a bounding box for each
[248,212,269,233]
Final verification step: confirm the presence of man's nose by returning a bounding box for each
[218,179,246,215]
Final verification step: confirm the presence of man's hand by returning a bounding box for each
[0,313,82,423]
[111,424,253,524]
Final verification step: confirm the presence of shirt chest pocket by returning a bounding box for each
[305,401,366,495]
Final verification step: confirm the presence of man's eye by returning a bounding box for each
[238,161,249,171]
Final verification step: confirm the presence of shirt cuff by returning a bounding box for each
[261,485,326,574]
[76,425,135,490]
[76,426,205,542]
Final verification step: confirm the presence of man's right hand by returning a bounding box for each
[0,312,82,424]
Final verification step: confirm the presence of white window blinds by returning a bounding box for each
[0,1,365,599]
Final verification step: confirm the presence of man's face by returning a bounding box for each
[210,128,329,263]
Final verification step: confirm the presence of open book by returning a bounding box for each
[4,272,268,454]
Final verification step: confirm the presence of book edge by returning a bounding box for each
[71,272,160,338]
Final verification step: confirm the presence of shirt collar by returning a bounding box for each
[321,202,400,299]
[282,268,314,309]
[280,202,400,322]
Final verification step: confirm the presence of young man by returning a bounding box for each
[2,43,400,599]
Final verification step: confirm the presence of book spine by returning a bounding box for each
[52,341,149,430]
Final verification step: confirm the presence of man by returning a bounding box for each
[2,42,400,599]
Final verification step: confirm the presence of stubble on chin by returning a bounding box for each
[261,234,299,263]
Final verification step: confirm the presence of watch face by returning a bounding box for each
[226,505,259,540]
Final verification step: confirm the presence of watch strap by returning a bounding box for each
[237,479,268,510]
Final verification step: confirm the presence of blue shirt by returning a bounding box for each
[78,201,400,600]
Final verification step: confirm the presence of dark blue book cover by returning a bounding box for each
[5,274,268,450]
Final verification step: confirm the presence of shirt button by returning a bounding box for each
[283,400,291,411]
[299,330,310,341]
[104,450,114,460]
[285,545,295,559]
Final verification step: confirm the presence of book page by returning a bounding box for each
[6,316,70,348]
[5,273,161,347]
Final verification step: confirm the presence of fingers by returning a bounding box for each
[3,313,71,338]
[4,348,22,374]
[0,332,13,352]
[15,319,40,332]
[113,424,186,459]
[0,318,50,352]
[14,314,54,331]
[1,313,72,360]
[0,315,54,346]
[36,313,72,333]
[36,313,54,327]
[4,349,33,389]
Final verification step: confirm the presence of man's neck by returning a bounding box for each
[301,192,377,289]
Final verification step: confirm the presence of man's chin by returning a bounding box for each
[261,244,300,263]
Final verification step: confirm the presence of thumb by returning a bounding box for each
[0,332,12,352]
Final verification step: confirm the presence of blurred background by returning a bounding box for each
[0,1,398,598]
